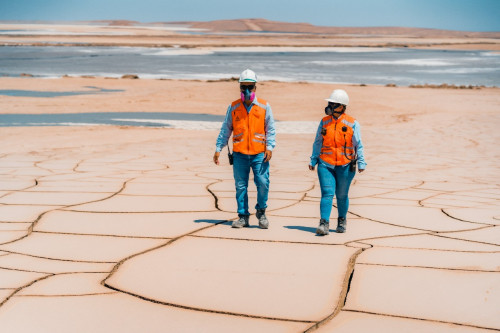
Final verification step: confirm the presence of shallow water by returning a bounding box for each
[0,86,124,97]
[0,112,224,128]
[1,46,499,86]
[0,112,319,133]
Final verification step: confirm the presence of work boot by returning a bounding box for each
[337,217,346,233]
[232,215,249,228]
[316,218,329,236]
[256,209,269,229]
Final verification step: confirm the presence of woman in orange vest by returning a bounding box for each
[309,89,366,235]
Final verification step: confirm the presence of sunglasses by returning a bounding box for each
[240,84,255,91]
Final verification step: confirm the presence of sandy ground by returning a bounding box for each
[0,76,499,332]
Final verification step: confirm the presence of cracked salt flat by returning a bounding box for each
[0,293,310,333]
[28,180,122,193]
[343,265,500,330]
[16,272,113,296]
[363,233,500,252]
[0,222,31,231]
[0,231,29,243]
[316,311,495,333]
[70,194,216,212]
[35,210,233,238]
[0,267,46,289]
[348,205,485,231]
[195,216,419,244]
[0,232,165,262]
[357,246,500,271]
[0,252,114,274]
[0,107,499,332]
[0,191,111,205]
[444,227,500,245]
[105,236,358,321]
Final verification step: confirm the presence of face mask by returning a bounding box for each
[325,103,344,116]
[325,105,333,116]
[241,88,255,102]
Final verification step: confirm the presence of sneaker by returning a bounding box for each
[337,217,346,233]
[232,215,249,228]
[316,218,329,236]
[256,209,269,229]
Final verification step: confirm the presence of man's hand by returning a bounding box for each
[213,152,220,165]
[309,165,315,171]
[359,168,365,173]
[264,150,272,163]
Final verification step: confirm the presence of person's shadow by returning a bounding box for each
[194,219,230,224]
[194,219,264,228]
[285,225,336,235]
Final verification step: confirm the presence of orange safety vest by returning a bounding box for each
[320,113,356,166]
[231,97,267,155]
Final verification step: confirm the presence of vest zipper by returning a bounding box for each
[333,116,337,165]
[248,105,251,154]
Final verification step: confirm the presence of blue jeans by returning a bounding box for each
[233,152,269,216]
[317,162,355,222]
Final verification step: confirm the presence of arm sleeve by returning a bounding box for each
[265,103,276,151]
[352,120,367,169]
[215,105,233,152]
[310,120,323,167]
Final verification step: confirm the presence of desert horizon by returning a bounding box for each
[1,19,499,51]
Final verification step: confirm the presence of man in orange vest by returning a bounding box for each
[213,69,276,229]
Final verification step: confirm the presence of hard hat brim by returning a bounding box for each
[239,79,257,83]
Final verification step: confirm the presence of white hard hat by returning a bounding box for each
[325,89,349,106]
[239,69,258,83]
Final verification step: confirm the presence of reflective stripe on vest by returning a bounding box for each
[320,113,356,166]
[232,97,267,155]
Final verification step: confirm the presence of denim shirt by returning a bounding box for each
[310,118,367,170]
[215,95,276,152]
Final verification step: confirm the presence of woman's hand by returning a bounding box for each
[309,165,315,171]
[213,152,220,165]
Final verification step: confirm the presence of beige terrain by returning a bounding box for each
[0,76,499,332]
[0,20,499,332]
[1,19,500,50]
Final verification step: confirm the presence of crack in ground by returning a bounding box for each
[189,234,352,246]
[0,177,136,246]
[0,264,111,275]
[342,309,500,332]
[16,292,118,297]
[0,274,54,308]
[356,262,499,273]
[33,230,171,240]
[0,249,117,264]
[303,248,365,332]
[441,208,497,225]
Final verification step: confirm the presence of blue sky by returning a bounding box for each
[1,0,499,32]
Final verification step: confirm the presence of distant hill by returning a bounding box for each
[167,18,500,38]
[89,20,140,26]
